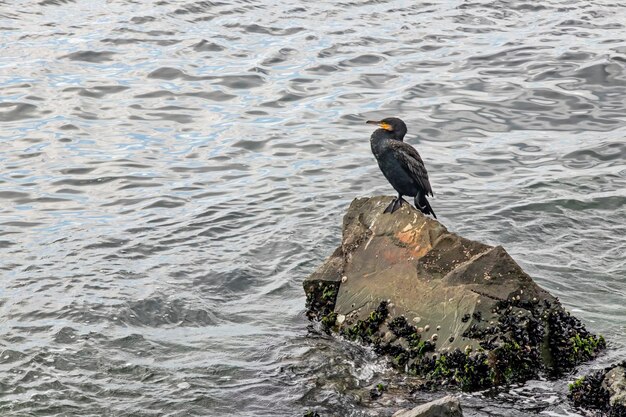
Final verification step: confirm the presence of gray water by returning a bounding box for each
[1,1,625,416]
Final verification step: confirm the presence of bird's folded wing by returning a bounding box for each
[388,141,434,196]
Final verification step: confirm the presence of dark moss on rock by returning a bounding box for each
[569,362,626,417]
[308,287,604,392]
[320,312,337,333]
[490,339,541,385]
[389,316,417,338]
[304,280,339,323]
[569,370,610,413]
[548,309,606,373]
[370,382,387,399]
[340,301,389,343]
[407,348,492,391]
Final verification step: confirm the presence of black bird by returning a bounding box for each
[367,117,436,218]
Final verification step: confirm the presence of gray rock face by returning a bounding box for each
[604,366,626,409]
[392,396,462,417]
[304,196,605,390]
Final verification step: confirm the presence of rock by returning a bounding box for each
[605,366,626,410]
[304,196,605,391]
[369,382,387,399]
[392,395,462,417]
[569,362,626,416]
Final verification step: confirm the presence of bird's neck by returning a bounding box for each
[370,130,395,156]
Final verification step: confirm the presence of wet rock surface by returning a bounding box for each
[392,395,463,417]
[569,362,626,416]
[304,196,605,391]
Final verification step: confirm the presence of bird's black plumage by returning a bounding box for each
[367,117,436,218]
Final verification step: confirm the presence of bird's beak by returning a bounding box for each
[366,120,393,131]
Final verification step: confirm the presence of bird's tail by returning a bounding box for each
[415,191,437,219]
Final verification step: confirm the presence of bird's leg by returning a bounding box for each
[384,194,409,214]
[383,197,397,214]
[391,194,404,213]
[396,193,408,208]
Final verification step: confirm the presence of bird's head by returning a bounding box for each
[366,117,407,140]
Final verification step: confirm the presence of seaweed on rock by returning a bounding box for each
[568,361,626,417]
[310,295,605,392]
[369,382,386,399]
[569,370,609,413]
[340,301,389,343]
[304,280,339,323]
[548,309,606,373]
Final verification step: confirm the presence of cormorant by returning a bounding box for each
[366,117,436,218]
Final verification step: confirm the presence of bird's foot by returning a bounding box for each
[393,197,409,213]
[383,199,396,214]
[383,197,408,214]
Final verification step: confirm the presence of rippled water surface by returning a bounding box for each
[1,1,626,416]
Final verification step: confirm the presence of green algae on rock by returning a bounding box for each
[370,382,387,399]
[569,362,626,417]
[303,196,605,391]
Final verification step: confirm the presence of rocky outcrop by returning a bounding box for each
[392,396,462,417]
[304,196,605,391]
[569,362,626,416]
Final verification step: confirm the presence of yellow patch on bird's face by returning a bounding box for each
[379,122,393,131]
